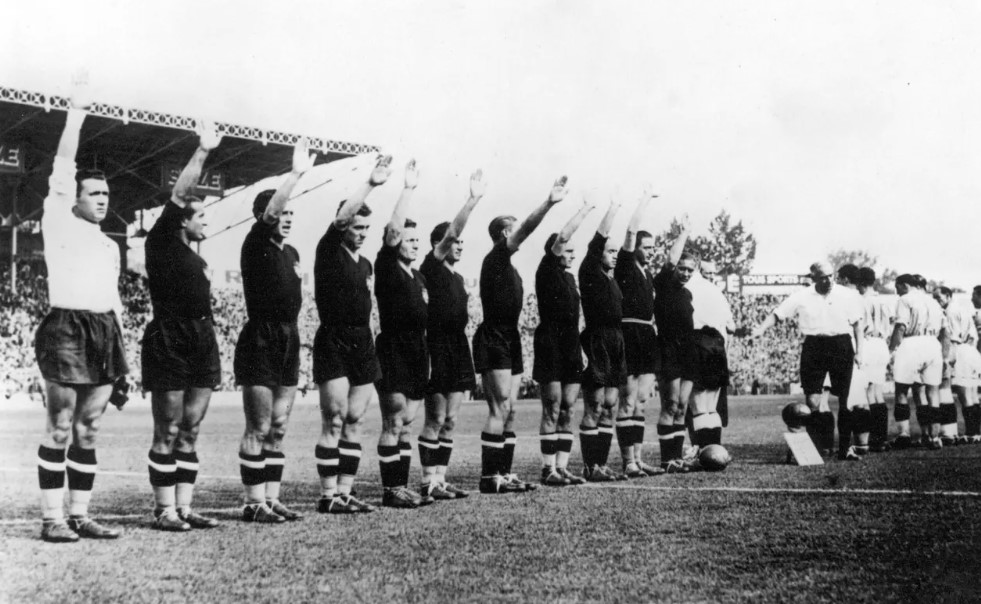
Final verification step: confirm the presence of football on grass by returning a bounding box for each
[698,444,731,471]
[781,402,811,429]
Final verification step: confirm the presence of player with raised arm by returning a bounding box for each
[312,155,392,514]
[652,215,697,471]
[33,76,128,542]
[235,139,315,524]
[475,176,568,494]
[577,196,630,481]
[374,160,435,509]
[143,121,224,531]
[534,198,595,486]
[418,171,485,500]
[614,190,659,477]
[752,262,864,459]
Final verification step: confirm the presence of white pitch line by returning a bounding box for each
[586,483,981,497]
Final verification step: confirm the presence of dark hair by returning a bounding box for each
[913,274,927,289]
[545,232,559,253]
[252,189,276,219]
[336,199,372,218]
[404,218,417,229]
[635,230,653,247]
[430,221,450,246]
[837,264,859,283]
[488,215,516,243]
[895,273,916,288]
[856,266,876,287]
[157,199,203,233]
[973,285,981,296]
[75,168,107,196]
[937,286,953,297]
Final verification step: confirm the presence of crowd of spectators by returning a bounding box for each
[2,260,803,399]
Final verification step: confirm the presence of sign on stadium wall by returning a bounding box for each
[160,164,226,197]
[0,142,25,174]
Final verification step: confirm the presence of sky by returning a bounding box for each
[5,0,981,288]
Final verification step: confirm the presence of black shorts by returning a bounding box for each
[376,330,429,400]
[688,327,729,391]
[800,334,854,397]
[533,323,582,384]
[580,325,627,389]
[142,315,221,391]
[427,329,476,395]
[622,321,657,376]
[234,320,301,388]
[473,324,523,375]
[35,308,128,386]
[312,324,381,386]
[655,336,698,383]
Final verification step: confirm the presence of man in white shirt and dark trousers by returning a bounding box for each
[753,262,864,458]
[34,80,128,543]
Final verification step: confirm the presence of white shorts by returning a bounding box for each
[861,337,890,385]
[893,336,943,387]
[952,343,981,387]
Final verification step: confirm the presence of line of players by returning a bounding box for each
[33,85,736,540]
[755,262,981,461]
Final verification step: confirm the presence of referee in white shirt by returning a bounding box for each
[33,81,127,543]
[752,261,864,458]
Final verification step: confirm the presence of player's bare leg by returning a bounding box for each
[500,374,537,491]
[539,381,569,485]
[40,382,118,541]
[480,370,522,493]
[630,374,658,475]
[618,377,641,477]
[171,387,216,528]
[421,391,468,498]
[690,388,722,448]
[316,379,374,513]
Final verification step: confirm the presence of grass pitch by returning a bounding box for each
[2,393,981,603]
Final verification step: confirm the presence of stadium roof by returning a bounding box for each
[0,85,379,237]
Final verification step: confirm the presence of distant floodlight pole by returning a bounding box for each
[9,188,17,295]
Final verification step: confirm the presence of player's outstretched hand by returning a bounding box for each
[292,137,316,174]
[195,120,223,151]
[404,159,419,189]
[548,176,569,204]
[679,213,691,231]
[470,169,487,199]
[370,155,393,186]
[69,70,94,110]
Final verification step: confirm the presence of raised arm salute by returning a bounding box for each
[311,154,391,515]
[577,196,630,482]
[34,76,129,543]
[418,170,485,500]
[534,197,596,487]
[142,120,224,532]
[614,190,660,477]
[475,176,567,494]
[234,139,315,524]
[373,160,438,509]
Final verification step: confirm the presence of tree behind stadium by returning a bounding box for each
[653,210,757,284]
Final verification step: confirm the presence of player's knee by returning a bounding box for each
[73,419,102,448]
[48,424,71,447]
[267,423,287,444]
